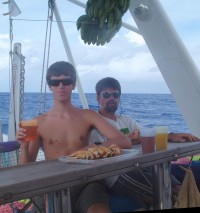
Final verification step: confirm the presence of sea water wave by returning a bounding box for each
[0,92,190,137]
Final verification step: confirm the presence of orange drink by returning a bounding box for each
[20,119,38,141]
[155,126,168,151]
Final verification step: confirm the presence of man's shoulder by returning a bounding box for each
[118,114,131,120]
[37,111,50,119]
[118,114,137,124]
[82,108,98,115]
[79,109,100,120]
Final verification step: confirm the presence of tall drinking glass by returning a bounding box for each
[155,126,168,151]
[19,118,38,142]
[140,127,155,154]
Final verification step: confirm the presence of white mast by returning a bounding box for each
[68,0,200,137]
[129,0,200,137]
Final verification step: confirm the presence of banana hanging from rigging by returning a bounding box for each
[76,0,130,46]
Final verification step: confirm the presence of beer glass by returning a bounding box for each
[155,126,168,151]
[19,118,38,141]
[140,127,155,154]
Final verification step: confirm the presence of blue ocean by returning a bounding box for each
[0,92,190,137]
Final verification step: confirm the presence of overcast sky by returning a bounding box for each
[0,0,200,94]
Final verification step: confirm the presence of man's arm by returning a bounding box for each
[18,144,31,164]
[88,110,132,149]
[168,132,199,142]
[89,129,107,144]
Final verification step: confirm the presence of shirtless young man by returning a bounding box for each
[16,62,131,213]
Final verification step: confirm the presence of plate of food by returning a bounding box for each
[58,144,139,164]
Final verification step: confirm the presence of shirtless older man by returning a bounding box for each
[17,61,131,213]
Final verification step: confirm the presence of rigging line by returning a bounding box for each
[43,3,54,112]
[11,18,106,26]
[12,18,76,23]
[38,6,52,115]
[38,0,54,114]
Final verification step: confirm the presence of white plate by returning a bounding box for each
[58,149,139,164]
[58,156,95,164]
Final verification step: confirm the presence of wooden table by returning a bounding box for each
[0,141,200,210]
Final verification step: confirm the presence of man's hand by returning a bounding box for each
[16,127,29,148]
[128,129,141,145]
[168,132,199,142]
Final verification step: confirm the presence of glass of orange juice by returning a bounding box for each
[155,126,168,151]
[19,118,38,141]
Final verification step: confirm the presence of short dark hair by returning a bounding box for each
[46,61,76,84]
[95,77,121,96]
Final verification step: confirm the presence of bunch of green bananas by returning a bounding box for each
[76,0,130,46]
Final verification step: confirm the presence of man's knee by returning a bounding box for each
[87,203,111,213]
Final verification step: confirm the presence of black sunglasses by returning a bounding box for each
[101,92,120,99]
[48,78,73,86]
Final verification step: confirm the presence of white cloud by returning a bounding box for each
[0,34,9,39]
[0,34,10,70]
[0,0,199,93]
[125,32,145,46]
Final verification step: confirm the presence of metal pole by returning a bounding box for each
[152,163,172,210]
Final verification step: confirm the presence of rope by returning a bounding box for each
[38,1,54,114]
[44,2,54,112]
[11,18,76,23]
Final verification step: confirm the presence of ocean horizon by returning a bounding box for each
[0,92,190,137]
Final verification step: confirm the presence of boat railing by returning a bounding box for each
[0,141,47,212]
